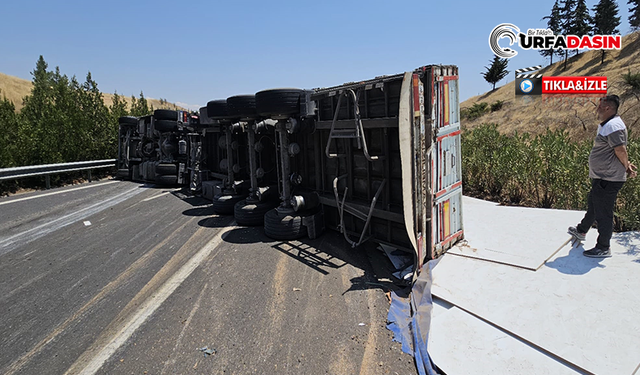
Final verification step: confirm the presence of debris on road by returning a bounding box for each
[83,221,91,226]
[378,244,412,271]
[292,287,301,291]
[197,346,217,357]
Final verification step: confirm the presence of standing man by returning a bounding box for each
[568,95,637,257]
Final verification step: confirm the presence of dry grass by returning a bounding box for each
[0,72,186,112]
[462,31,640,142]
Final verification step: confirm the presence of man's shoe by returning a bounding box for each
[568,226,586,242]
[583,247,611,258]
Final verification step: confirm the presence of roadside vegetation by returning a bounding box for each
[0,56,154,194]
[462,123,640,231]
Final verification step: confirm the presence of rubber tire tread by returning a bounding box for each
[234,199,278,226]
[155,120,178,133]
[154,109,178,121]
[264,208,307,240]
[207,100,229,118]
[118,116,138,125]
[212,194,245,215]
[156,174,178,185]
[156,163,177,175]
[255,89,302,117]
[227,95,257,118]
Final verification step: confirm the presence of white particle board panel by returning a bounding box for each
[432,230,640,375]
[449,196,587,270]
[429,305,580,375]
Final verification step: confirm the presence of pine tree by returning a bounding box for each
[571,0,593,58]
[482,56,509,90]
[20,56,57,165]
[630,0,640,30]
[542,0,563,65]
[130,91,150,117]
[559,0,577,69]
[0,91,19,168]
[593,0,621,64]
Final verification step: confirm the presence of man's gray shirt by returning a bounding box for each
[589,115,628,182]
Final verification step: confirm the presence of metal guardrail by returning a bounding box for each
[0,159,116,188]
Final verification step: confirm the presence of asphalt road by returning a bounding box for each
[0,179,417,375]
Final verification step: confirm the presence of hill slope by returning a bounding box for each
[462,31,640,142]
[0,72,186,112]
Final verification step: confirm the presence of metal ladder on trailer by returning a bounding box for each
[325,88,386,247]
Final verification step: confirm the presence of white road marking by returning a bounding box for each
[66,222,236,375]
[141,189,181,202]
[0,180,120,207]
[0,186,143,256]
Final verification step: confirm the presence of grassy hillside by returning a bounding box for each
[462,31,640,142]
[0,72,186,112]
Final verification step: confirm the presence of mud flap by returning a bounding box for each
[302,210,324,240]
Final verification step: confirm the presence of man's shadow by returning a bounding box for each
[544,241,607,275]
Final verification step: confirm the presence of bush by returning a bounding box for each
[490,100,505,112]
[622,70,640,93]
[461,102,489,120]
[462,123,639,231]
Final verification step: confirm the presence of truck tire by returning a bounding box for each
[156,163,177,175]
[227,95,257,118]
[234,199,278,226]
[264,208,307,240]
[256,89,303,117]
[118,116,138,125]
[212,194,245,215]
[154,109,178,121]
[155,120,178,133]
[156,174,178,185]
[206,100,229,119]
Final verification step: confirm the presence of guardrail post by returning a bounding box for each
[88,170,92,182]
[45,175,50,189]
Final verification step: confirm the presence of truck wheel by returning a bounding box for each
[212,194,245,215]
[155,120,178,133]
[234,199,278,226]
[264,208,306,240]
[227,95,257,118]
[206,100,229,119]
[156,174,178,185]
[118,116,138,125]
[156,163,177,175]
[256,89,303,117]
[154,109,178,121]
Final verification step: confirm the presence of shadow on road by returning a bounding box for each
[221,226,408,292]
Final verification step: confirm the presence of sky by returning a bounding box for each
[0,0,634,110]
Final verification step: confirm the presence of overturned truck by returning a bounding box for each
[201,65,464,266]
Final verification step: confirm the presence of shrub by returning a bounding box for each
[490,100,505,112]
[461,123,639,231]
[461,102,489,120]
[622,70,640,93]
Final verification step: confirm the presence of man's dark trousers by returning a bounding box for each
[577,178,624,249]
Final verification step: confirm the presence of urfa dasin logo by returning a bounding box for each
[514,65,608,97]
[489,23,621,59]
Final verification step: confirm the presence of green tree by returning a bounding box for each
[593,0,621,64]
[20,55,58,165]
[559,0,577,69]
[0,91,19,168]
[542,0,563,65]
[482,56,509,90]
[130,91,151,117]
[630,0,640,31]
